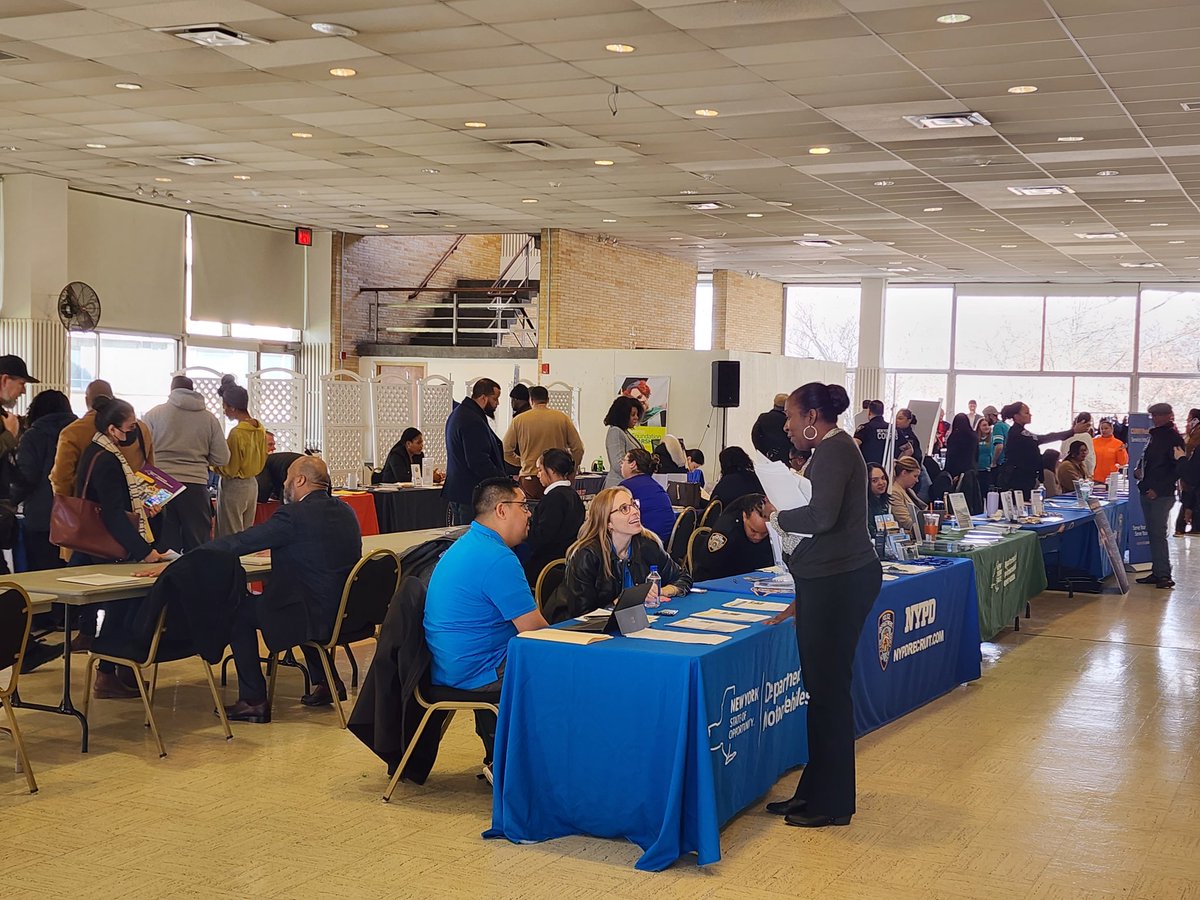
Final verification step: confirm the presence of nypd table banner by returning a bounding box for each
[487,561,980,872]
[1124,412,1152,566]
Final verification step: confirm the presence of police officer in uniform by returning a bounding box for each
[852,399,889,466]
[692,493,776,581]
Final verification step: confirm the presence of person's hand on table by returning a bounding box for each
[433,468,444,484]
[133,550,170,577]
[764,602,796,626]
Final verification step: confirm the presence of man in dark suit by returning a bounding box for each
[162,456,362,722]
[522,448,586,586]
[443,377,509,526]
[751,393,792,463]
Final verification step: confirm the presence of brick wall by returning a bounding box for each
[541,229,697,349]
[712,269,783,353]
[330,232,502,367]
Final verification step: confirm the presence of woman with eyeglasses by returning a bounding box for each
[555,486,690,620]
[618,446,677,546]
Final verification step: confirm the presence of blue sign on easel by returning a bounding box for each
[1125,412,1152,566]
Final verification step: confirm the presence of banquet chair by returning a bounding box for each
[81,551,243,757]
[269,548,400,728]
[534,559,566,615]
[699,499,723,530]
[0,585,38,793]
[686,527,713,574]
[667,507,697,565]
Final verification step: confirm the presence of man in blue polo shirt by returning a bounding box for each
[424,476,548,780]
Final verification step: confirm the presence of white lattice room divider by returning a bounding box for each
[543,381,581,429]
[321,370,368,483]
[417,375,454,470]
[370,372,415,467]
[249,369,306,453]
[174,367,226,421]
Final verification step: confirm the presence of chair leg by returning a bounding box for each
[266,651,281,713]
[145,663,160,729]
[81,653,98,718]
[1,697,37,794]
[132,665,166,758]
[201,659,232,742]
[383,706,437,802]
[219,652,233,687]
[344,643,360,689]
[314,645,346,729]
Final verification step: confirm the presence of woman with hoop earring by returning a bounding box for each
[763,382,882,828]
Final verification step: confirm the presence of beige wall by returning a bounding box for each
[541,229,697,350]
[712,269,783,353]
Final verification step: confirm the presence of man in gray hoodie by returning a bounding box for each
[144,375,230,550]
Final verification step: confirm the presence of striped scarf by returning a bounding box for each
[92,431,154,545]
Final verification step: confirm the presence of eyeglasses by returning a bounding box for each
[498,500,532,512]
[611,499,641,516]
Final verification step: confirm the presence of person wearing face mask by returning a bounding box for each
[139,456,364,721]
[691,492,777,581]
[553,486,691,620]
[213,375,267,538]
[443,378,508,526]
[75,396,169,698]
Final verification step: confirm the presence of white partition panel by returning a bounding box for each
[370,373,415,467]
[175,367,226,422]
[321,370,367,483]
[417,375,454,470]
[543,380,581,428]
[249,368,306,453]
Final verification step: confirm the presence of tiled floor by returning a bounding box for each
[4,537,1200,898]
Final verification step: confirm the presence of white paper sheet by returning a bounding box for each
[724,598,790,612]
[57,573,143,586]
[754,455,809,512]
[665,616,748,633]
[624,629,729,645]
[517,629,612,645]
[694,608,770,623]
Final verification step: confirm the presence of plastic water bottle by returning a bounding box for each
[645,566,662,609]
[1032,485,1045,516]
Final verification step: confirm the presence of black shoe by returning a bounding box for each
[223,699,271,724]
[300,681,347,707]
[784,812,852,828]
[19,639,61,674]
[1135,575,1159,585]
[1157,578,1176,589]
[765,797,807,816]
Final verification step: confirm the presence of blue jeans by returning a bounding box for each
[1140,492,1175,580]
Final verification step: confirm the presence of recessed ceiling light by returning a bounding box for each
[924,207,943,212]
[311,22,358,37]
[602,219,617,223]
[1008,85,1038,94]
[795,239,841,248]
[1120,261,1162,268]
[1077,232,1124,240]
[766,200,792,207]
[669,236,683,240]
[685,201,730,211]
[605,43,636,53]
[1008,185,1075,196]
[85,142,107,149]
[594,159,614,166]
[808,146,831,155]
[154,177,172,183]
[1186,256,1200,260]
[1151,222,1169,226]
[521,198,538,203]
[329,67,356,78]
[746,213,763,218]
[375,223,389,229]
[873,180,894,186]
[233,174,251,181]
[157,24,266,47]
[276,203,289,208]
[421,168,440,174]
[1057,136,1085,142]
[443,224,457,228]
[1169,240,1185,244]
[464,121,487,128]
[291,132,313,138]
[114,82,142,90]
[694,108,720,117]
[1096,170,1119,176]
[803,233,820,237]
[1124,198,1145,203]
[903,112,990,129]
[969,227,986,233]
[679,190,698,195]
[1000,244,1018,248]
[936,13,972,24]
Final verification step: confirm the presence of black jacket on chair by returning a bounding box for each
[348,577,447,784]
[522,485,585,586]
[710,469,765,507]
[551,533,691,621]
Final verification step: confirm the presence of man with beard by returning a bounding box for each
[0,355,38,574]
[444,378,509,525]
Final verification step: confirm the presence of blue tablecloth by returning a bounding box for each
[979,498,1128,579]
[485,559,981,870]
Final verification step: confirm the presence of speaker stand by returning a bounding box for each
[720,407,728,452]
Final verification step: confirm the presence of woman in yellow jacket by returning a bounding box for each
[214,375,267,537]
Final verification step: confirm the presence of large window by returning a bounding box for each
[884,286,951,370]
[69,332,179,416]
[1139,289,1200,374]
[954,293,1043,371]
[785,285,859,366]
[694,275,713,351]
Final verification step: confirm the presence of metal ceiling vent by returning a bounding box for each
[684,201,732,211]
[501,140,557,150]
[154,24,270,47]
[408,210,441,217]
[171,155,228,166]
[1181,101,1200,111]
[903,112,991,129]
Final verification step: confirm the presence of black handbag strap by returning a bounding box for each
[79,446,106,499]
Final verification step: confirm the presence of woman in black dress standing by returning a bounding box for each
[764,382,882,828]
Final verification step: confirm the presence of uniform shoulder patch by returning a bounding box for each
[707,532,727,552]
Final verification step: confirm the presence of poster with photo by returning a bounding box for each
[617,376,670,427]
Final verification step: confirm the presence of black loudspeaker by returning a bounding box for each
[711,360,741,408]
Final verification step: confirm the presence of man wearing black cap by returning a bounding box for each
[0,355,38,575]
[510,383,531,419]
[1136,402,1186,589]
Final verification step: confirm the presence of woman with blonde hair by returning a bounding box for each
[888,456,926,534]
[553,486,690,620]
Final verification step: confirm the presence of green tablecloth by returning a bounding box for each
[926,529,1047,641]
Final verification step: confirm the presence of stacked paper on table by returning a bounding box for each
[517,629,612,646]
[694,608,769,623]
[665,617,747,634]
[625,630,729,645]
[724,598,790,613]
[58,573,143,586]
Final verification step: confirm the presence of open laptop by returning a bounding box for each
[560,583,652,635]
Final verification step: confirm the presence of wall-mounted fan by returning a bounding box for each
[58,282,101,332]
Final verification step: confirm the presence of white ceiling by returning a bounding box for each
[2,0,1200,282]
